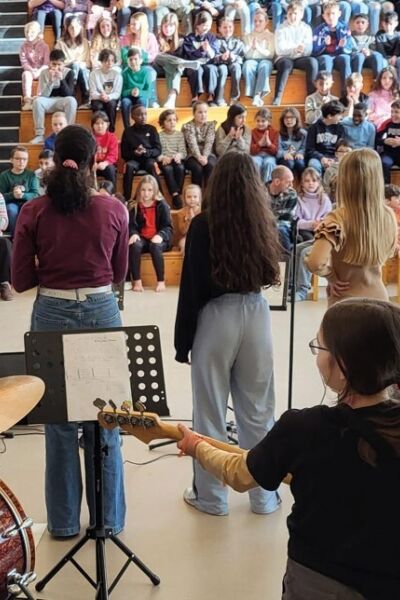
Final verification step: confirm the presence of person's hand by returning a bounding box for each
[295,44,304,54]
[131,87,139,97]
[198,155,208,166]
[328,279,350,297]
[284,151,294,160]
[177,424,204,457]
[324,35,331,45]
[321,157,333,168]
[129,234,140,245]
[173,153,182,163]
[295,152,304,160]
[363,48,370,57]
[13,185,24,200]
[390,55,397,66]
[229,126,238,138]
[251,37,257,49]
[161,156,172,165]
[338,37,346,48]
[97,161,108,170]
[49,68,61,81]
[134,144,146,155]
[151,234,162,244]
[221,51,230,61]
[100,92,109,102]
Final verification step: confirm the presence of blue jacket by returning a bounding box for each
[341,117,376,149]
[312,21,355,56]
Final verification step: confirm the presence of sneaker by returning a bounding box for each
[0,283,13,301]
[22,99,33,110]
[172,194,183,209]
[229,97,240,106]
[183,487,228,516]
[163,93,176,109]
[295,290,308,302]
[216,98,227,107]
[252,94,264,107]
[78,102,91,109]
[29,135,44,144]
[149,101,160,109]
[272,96,282,106]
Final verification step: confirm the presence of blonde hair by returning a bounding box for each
[346,72,363,88]
[130,12,149,50]
[183,184,202,205]
[128,174,161,209]
[24,20,41,38]
[335,148,398,265]
[300,167,325,203]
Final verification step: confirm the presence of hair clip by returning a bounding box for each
[62,159,79,170]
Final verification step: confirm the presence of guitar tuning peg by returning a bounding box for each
[109,400,117,413]
[94,398,107,410]
[134,401,146,414]
[120,401,132,414]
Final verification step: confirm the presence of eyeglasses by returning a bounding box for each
[309,338,329,355]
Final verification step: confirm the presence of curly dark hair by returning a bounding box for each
[204,152,281,291]
[46,125,96,214]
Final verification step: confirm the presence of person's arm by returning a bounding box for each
[22,173,40,201]
[367,123,376,149]
[156,201,173,242]
[111,206,129,284]
[181,35,203,60]
[312,23,326,56]
[104,133,119,165]
[38,68,53,97]
[374,33,388,58]
[89,70,101,100]
[236,126,251,153]
[0,197,8,232]
[49,0,65,9]
[109,71,123,101]
[305,94,320,125]
[305,124,323,161]
[0,172,15,203]
[146,33,159,63]
[215,126,232,157]
[202,121,216,158]
[302,23,313,56]
[145,128,162,159]
[305,237,334,277]
[267,127,278,155]
[58,70,75,96]
[11,203,39,293]
[19,43,33,71]
[177,132,187,159]
[121,130,132,162]
[182,123,202,160]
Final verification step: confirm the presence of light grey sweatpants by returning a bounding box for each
[191,292,280,515]
[32,96,78,136]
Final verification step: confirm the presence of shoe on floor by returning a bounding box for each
[22,99,33,110]
[29,135,44,144]
[0,283,13,301]
[78,102,91,109]
[183,487,228,516]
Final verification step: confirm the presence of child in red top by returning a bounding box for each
[128,175,173,293]
[91,110,119,186]
[250,107,278,183]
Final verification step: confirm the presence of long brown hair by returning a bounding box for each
[322,298,400,464]
[205,152,281,291]
[335,148,397,265]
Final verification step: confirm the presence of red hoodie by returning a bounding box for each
[94,131,119,165]
[250,126,278,157]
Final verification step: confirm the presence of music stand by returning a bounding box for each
[24,326,169,599]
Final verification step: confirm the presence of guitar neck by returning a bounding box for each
[160,422,246,455]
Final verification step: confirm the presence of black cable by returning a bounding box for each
[124,453,179,466]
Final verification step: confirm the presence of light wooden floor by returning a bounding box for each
[0,285,349,599]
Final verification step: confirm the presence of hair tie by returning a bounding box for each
[63,159,79,170]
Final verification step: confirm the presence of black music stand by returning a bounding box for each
[24,326,169,600]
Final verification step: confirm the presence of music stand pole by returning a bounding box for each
[287,217,299,410]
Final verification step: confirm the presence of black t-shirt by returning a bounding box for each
[247,402,400,600]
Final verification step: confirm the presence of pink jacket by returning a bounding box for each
[119,32,159,63]
[368,89,396,131]
[19,39,50,71]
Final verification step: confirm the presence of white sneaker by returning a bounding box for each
[252,94,264,107]
[22,99,33,110]
[29,135,44,144]
[163,93,176,109]
[149,101,160,109]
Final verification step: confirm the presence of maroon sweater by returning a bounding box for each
[12,193,128,291]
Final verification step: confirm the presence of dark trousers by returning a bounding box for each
[274,56,319,97]
[381,153,398,183]
[129,237,169,281]
[33,8,62,39]
[96,164,116,186]
[0,237,12,283]
[91,99,118,133]
[120,96,144,130]
[160,162,186,197]
[277,157,305,178]
[123,158,159,200]
[185,65,221,97]
[186,155,217,187]
[282,558,366,599]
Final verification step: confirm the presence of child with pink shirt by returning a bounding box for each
[368,66,399,131]
[19,21,50,110]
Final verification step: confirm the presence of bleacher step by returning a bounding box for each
[0,143,17,160]
[0,39,23,53]
[0,66,22,81]
[0,112,20,127]
[0,81,22,94]
[0,24,25,38]
[0,52,20,66]
[0,1,26,12]
[0,96,20,110]
[0,12,27,25]
[0,159,10,172]
[0,127,19,142]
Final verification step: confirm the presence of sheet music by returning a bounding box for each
[62,331,132,421]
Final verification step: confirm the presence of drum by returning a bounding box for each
[0,479,35,600]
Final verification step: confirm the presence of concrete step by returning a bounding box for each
[0,80,22,94]
[0,52,20,66]
[0,12,27,25]
[0,38,23,53]
[0,95,21,110]
[0,66,22,81]
[0,143,17,160]
[0,1,26,12]
[0,112,20,127]
[0,127,19,143]
[0,24,25,38]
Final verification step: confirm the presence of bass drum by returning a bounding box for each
[0,479,35,600]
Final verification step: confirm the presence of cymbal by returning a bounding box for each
[0,376,45,432]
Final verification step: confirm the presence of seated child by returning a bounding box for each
[265,165,298,252]
[30,49,77,144]
[213,17,245,104]
[92,110,119,186]
[0,146,39,235]
[384,183,400,242]
[121,47,151,129]
[277,106,307,178]
[242,9,275,108]
[305,71,338,125]
[305,100,346,175]
[28,0,64,41]
[89,48,123,132]
[55,15,91,107]
[121,103,161,199]
[0,194,13,301]
[44,110,67,151]
[368,65,399,131]
[158,109,187,209]
[63,0,89,25]
[350,13,386,78]
[19,21,50,111]
[175,184,202,253]
[376,99,400,183]
[34,148,54,195]
[294,167,332,301]
[342,101,376,148]
[323,138,353,201]
[375,11,400,78]
[250,107,279,184]
[128,174,173,293]
[339,72,369,118]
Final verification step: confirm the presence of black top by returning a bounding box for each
[305,119,346,161]
[174,212,226,363]
[128,199,172,246]
[339,92,369,107]
[376,120,400,159]
[121,124,161,162]
[247,402,400,599]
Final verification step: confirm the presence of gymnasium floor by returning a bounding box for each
[1,285,339,599]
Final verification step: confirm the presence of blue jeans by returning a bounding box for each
[351,51,387,78]
[316,54,351,93]
[31,293,126,537]
[295,240,313,298]
[242,58,273,97]
[278,156,305,178]
[252,153,276,183]
[191,293,280,515]
[308,157,323,175]
[6,202,21,236]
